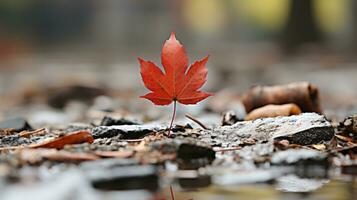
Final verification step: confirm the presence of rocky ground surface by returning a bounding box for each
[0,48,356,199]
[0,78,356,200]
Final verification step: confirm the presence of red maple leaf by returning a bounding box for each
[139,32,212,133]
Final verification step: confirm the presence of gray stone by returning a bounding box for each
[201,113,334,146]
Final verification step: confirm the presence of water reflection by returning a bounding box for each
[171,172,356,200]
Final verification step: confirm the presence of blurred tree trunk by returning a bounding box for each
[281,0,322,53]
[352,0,357,53]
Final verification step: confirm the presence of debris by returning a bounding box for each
[85,164,159,191]
[338,115,357,141]
[0,135,31,149]
[335,135,354,143]
[201,113,334,146]
[0,129,17,137]
[241,82,322,113]
[30,130,94,149]
[18,128,47,138]
[245,103,301,121]
[221,110,240,126]
[311,144,326,151]
[0,118,33,132]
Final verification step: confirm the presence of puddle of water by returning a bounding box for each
[167,177,356,200]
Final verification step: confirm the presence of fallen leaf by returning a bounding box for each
[30,130,94,149]
[139,32,212,105]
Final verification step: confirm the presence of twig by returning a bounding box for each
[185,114,209,130]
[19,128,46,138]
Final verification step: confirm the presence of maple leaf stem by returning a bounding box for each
[170,185,175,200]
[168,100,177,135]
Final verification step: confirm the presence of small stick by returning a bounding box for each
[185,114,209,130]
[19,128,46,138]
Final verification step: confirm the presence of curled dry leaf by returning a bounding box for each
[241,82,321,113]
[245,103,301,121]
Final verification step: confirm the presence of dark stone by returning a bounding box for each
[178,175,211,189]
[0,118,33,132]
[274,126,334,145]
[84,164,158,191]
[91,124,167,139]
[177,142,215,161]
[150,138,215,169]
[100,116,140,126]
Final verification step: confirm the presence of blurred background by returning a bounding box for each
[0,0,356,120]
